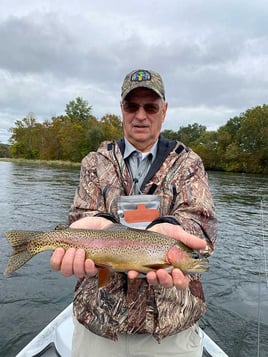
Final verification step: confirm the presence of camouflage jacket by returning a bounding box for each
[68,137,217,342]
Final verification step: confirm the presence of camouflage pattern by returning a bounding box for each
[69,138,217,342]
[121,69,165,100]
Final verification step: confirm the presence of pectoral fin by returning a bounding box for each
[98,267,112,288]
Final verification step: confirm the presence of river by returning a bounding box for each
[0,161,267,357]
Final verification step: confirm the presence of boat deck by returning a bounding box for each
[16,304,228,357]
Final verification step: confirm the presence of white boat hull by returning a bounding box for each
[16,303,228,357]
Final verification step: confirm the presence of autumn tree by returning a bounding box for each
[9,116,40,159]
[100,114,123,141]
[40,116,66,160]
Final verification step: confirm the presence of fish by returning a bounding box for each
[4,225,208,286]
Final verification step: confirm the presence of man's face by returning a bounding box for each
[121,88,168,152]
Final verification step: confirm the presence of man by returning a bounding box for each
[51,69,217,356]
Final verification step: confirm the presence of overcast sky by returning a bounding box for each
[0,0,267,143]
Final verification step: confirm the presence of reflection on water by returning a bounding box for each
[0,162,267,357]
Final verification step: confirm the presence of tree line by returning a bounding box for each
[3,97,268,174]
[7,97,123,163]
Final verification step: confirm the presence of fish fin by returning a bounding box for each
[105,224,129,231]
[5,230,44,247]
[105,224,148,234]
[98,267,112,288]
[4,250,33,276]
[54,224,69,231]
[4,230,43,276]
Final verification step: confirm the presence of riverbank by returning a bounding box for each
[1,157,267,175]
[0,157,81,168]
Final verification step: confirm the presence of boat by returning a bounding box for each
[16,303,229,357]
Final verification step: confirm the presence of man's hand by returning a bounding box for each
[50,216,112,278]
[128,223,207,289]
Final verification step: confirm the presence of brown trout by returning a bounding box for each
[4,225,208,286]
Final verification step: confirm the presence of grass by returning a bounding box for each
[0,157,81,168]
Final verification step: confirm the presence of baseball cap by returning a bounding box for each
[121,69,165,101]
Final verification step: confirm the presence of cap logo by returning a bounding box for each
[131,70,151,82]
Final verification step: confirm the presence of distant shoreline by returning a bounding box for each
[1,157,267,175]
[0,157,81,168]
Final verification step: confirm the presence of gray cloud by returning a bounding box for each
[0,0,268,143]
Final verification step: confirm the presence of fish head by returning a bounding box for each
[167,246,209,273]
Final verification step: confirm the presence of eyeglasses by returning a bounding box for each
[122,101,161,114]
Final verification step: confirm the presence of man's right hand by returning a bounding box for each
[50,216,113,279]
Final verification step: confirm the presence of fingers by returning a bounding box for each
[70,216,114,230]
[59,248,77,277]
[50,248,97,279]
[73,249,86,278]
[148,223,207,250]
[171,268,190,289]
[146,269,189,290]
[51,217,112,279]
[50,248,65,271]
[85,258,98,277]
[175,227,206,250]
[127,270,140,279]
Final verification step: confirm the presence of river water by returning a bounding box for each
[0,161,267,357]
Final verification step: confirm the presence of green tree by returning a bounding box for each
[177,123,207,146]
[83,124,104,155]
[216,105,268,173]
[65,97,93,121]
[236,105,268,173]
[161,129,178,140]
[215,116,244,171]
[191,131,218,170]
[0,143,11,157]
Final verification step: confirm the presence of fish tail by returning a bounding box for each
[4,230,44,276]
